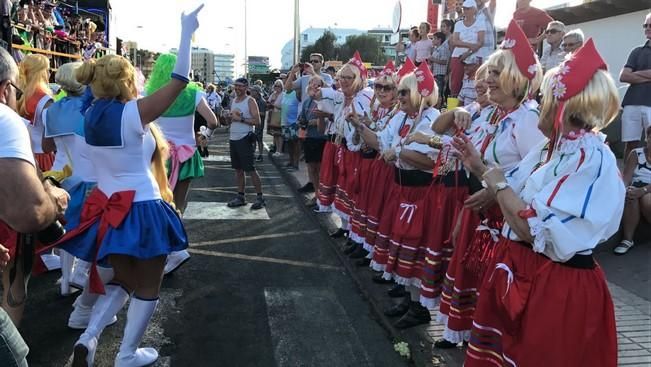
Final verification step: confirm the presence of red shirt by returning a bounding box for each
[513,6,553,43]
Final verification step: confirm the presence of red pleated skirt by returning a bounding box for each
[349,154,376,244]
[363,160,394,252]
[317,141,338,208]
[34,152,55,172]
[465,239,617,367]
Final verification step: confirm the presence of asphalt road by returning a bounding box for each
[19,132,407,367]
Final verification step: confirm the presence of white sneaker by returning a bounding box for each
[272,152,282,157]
[163,250,191,275]
[68,303,118,330]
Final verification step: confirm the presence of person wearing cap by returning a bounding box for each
[347,62,441,329]
[561,29,584,55]
[540,21,566,73]
[619,12,651,161]
[417,20,545,349]
[455,39,622,367]
[224,77,266,210]
[288,53,333,112]
[449,0,486,106]
[308,52,373,239]
[457,56,481,106]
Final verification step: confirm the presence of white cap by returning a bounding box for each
[462,0,477,8]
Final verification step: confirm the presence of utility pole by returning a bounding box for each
[244,0,248,79]
[293,0,300,65]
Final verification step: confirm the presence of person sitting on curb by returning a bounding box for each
[615,125,651,255]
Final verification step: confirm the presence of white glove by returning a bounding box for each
[199,125,214,139]
[174,4,204,81]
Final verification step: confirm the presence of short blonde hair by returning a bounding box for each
[398,72,438,110]
[539,68,619,131]
[308,74,325,87]
[273,79,284,89]
[475,61,488,81]
[486,49,542,101]
[337,63,365,93]
[76,55,137,101]
[375,73,397,88]
[55,62,85,95]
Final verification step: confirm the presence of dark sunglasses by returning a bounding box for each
[374,84,394,92]
[309,60,321,64]
[644,24,651,29]
[397,89,410,97]
[545,29,560,34]
[8,81,22,100]
[562,42,579,48]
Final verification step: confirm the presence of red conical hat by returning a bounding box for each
[500,19,539,80]
[380,59,396,76]
[415,61,435,97]
[348,51,367,79]
[397,57,416,81]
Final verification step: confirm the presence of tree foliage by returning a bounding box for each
[299,30,387,66]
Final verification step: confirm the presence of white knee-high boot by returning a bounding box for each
[114,297,159,367]
[68,266,116,329]
[73,283,129,366]
[60,250,75,295]
[70,259,91,289]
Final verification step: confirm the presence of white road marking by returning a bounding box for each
[203,155,231,162]
[264,287,372,367]
[189,249,341,271]
[183,202,270,220]
[190,229,321,248]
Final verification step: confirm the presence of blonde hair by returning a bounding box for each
[273,79,284,89]
[76,55,173,204]
[337,63,365,93]
[149,124,175,204]
[55,62,85,95]
[308,74,325,87]
[486,49,542,101]
[475,62,488,81]
[398,72,438,111]
[76,55,137,101]
[539,68,619,132]
[17,54,51,116]
[370,74,397,111]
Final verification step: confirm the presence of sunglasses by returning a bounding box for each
[8,81,22,100]
[562,42,579,48]
[309,60,321,64]
[397,89,410,97]
[644,24,651,29]
[545,29,561,34]
[374,84,394,92]
[339,75,355,81]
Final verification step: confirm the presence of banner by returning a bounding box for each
[427,0,440,31]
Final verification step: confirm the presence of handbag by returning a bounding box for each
[269,110,281,129]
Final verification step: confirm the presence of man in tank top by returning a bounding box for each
[225,78,265,209]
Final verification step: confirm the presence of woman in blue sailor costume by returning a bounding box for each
[43,62,120,330]
[455,39,623,367]
[144,53,219,276]
[40,5,204,366]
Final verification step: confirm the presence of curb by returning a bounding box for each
[267,151,424,367]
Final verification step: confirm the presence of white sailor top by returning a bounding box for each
[26,94,53,154]
[377,107,440,172]
[632,148,651,186]
[155,92,205,147]
[502,132,625,262]
[43,95,96,180]
[84,99,160,202]
[473,101,545,172]
[319,87,373,151]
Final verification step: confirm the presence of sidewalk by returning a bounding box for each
[267,147,651,367]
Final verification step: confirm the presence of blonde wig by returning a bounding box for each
[398,72,438,115]
[17,53,51,116]
[55,62,85,95]
[75,55,137,102]
[486,49,542,102]
[539,68,619,132]
[149,123,175,205]
[475,61,489,82]
[337,63,365,94]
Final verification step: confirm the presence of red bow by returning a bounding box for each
[39,189,135,294]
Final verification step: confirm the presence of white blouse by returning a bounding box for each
[319,87,373,151]
[503,132,625,262]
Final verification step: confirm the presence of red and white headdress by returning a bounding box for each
[348,51,367,79]
[500,19,539,81]
[415,61,435,97]
[380,59,396,76]
[397,57,416,81]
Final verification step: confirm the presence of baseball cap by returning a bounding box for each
[462,0,477,8]
[234,77,249,86]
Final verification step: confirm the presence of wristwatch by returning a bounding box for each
[494,181,510,193]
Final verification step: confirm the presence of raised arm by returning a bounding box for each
[196,97,219,129]
[137,4,203,125]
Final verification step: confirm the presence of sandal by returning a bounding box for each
[613,240,634,255]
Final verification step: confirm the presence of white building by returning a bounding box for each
[214,54,235,84]
[280,27,365,70]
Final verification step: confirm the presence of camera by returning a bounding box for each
[37,221,66,244]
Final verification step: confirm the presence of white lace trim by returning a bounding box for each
[556,131,604,154]
[442,327,471,344]
[370,261,386,273]
[419,295,441,310]
[391,274,422,288]
[527,215,547,254]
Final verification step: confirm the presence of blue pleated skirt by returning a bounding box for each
[63,180,97,231]
[59,199,188,264]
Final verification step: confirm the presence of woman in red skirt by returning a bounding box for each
[346,60,399,265]
[17,54,55,171]
[350,63,441,328]
[455,38,622,367]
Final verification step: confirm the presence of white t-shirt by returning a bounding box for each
[0,103,35,166]
[156,92,204,147]
[451,19,486,58]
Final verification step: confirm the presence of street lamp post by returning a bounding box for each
[293,0,300,65]
[244,0,248,79]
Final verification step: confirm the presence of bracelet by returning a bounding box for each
[170,73,189,83]
[42,176,61,188]
[428,135,443,149]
